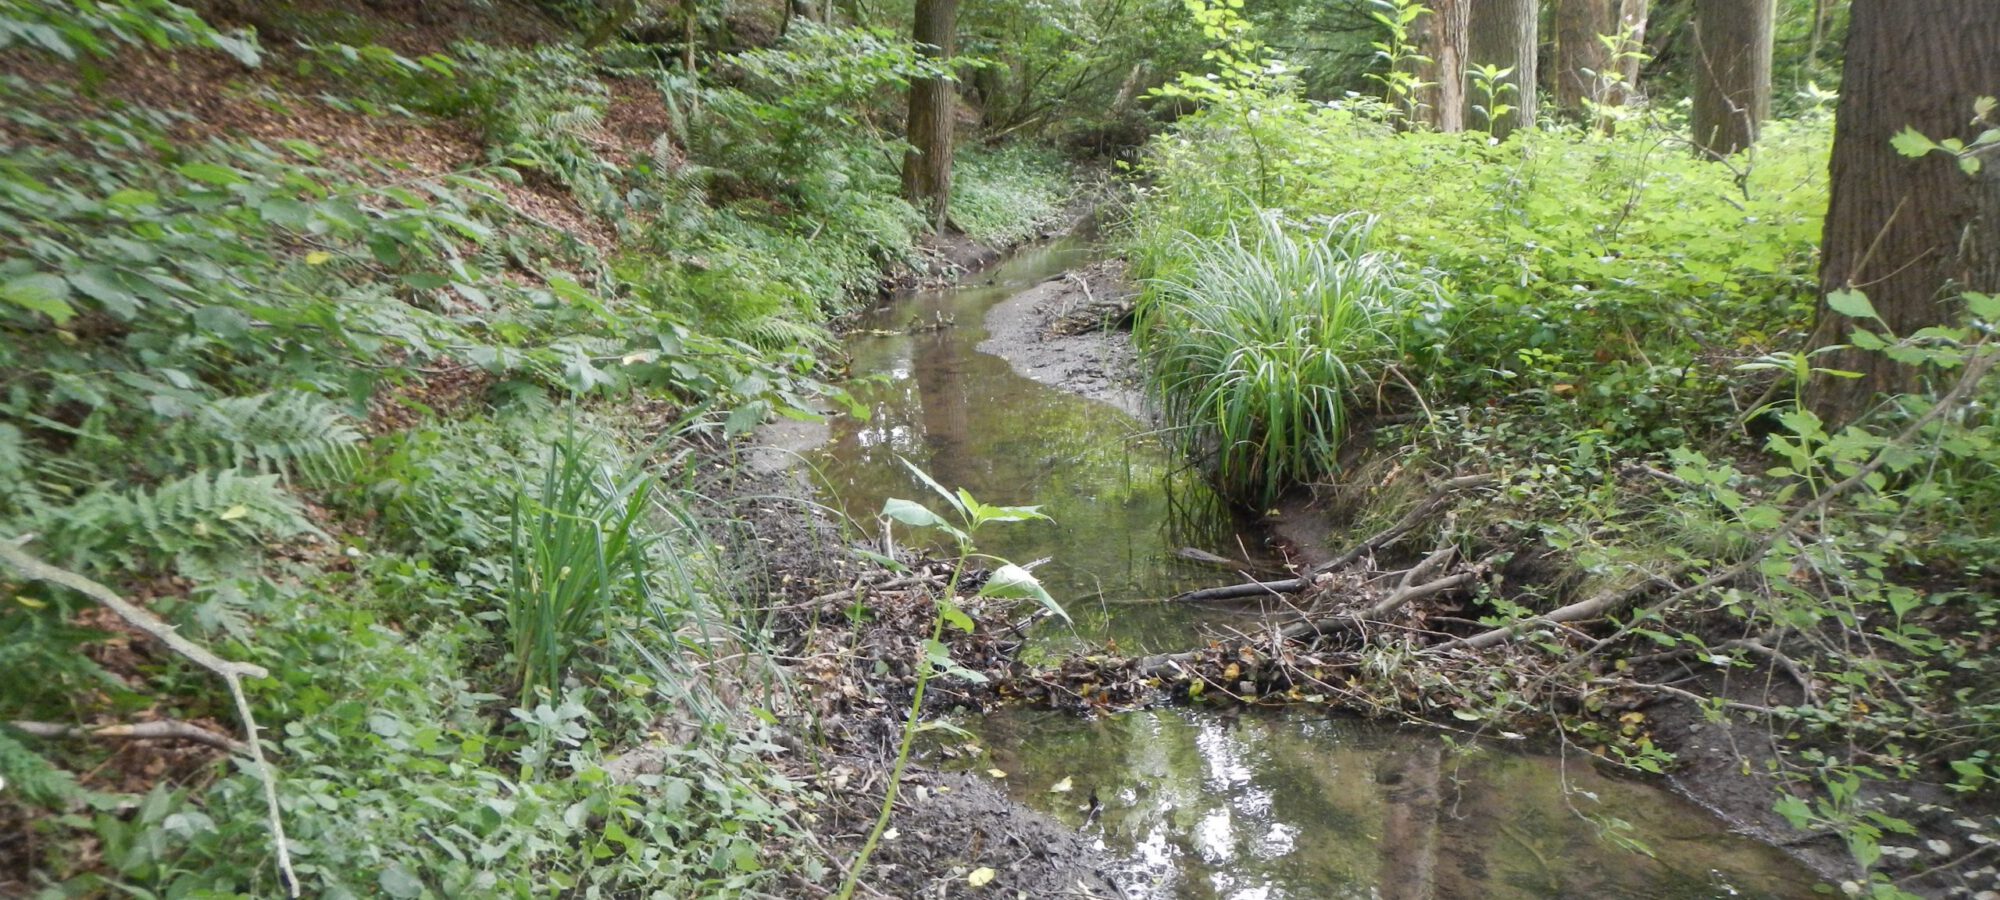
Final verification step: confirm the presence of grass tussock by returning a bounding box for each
[1136,211,1445,504]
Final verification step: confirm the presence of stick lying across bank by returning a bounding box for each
[1166,473,1495,604]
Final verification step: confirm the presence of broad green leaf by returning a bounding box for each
[882,497,948,529]
[66,266,138,318]
[177,162,245,186]
[977,563,1068,621]
[1889,127,1936,159]
[1825,289,1880,323]
[938,599,975,634]
[2,273,75,323]
[1965,292,2000,321]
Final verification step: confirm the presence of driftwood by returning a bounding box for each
[1166,473,1496,604]
[1136,543,1489,678]
[0,540,299,898]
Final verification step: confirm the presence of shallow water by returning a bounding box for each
[808,236,1818,897]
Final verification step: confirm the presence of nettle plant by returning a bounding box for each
[834,458,1067,900]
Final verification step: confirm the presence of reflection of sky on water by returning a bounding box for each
[811,235,1278,654]
[966,707,1820,900]
[815,238,1819,900]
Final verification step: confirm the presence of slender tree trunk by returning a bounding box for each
[1415,0,1470,132]
[1689,0,1773,157]
[1604,0,1649,107]
[901,0,960,231]
[1465,0,1538,138]
[1553,0,1614,120]
[1806,0,2000,424]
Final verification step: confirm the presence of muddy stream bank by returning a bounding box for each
[764,229,1824,897]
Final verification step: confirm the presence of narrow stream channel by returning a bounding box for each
[805,234,1821,898]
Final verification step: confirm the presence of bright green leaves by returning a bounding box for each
[1889,126,1937,160]
[1825,288,1881,324]
[176,162,246,187]
[1,271,75,323]
[877,456,1068,624]
[976,563,1067,622]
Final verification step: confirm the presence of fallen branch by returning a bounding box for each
[0,539,299,898]
[9,719,249,754]
[1166,474,1494,604]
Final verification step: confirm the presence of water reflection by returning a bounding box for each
[810,236,1272,653]
[814,239,1819,899]
[970,707,1818,899]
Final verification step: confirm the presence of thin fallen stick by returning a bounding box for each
[9,719,249,754]
[0,539,299,898]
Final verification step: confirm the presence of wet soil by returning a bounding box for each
[977,259,1146,420]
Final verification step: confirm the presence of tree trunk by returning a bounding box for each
[1552,0,1614,120]
[1806,0,2000,424]
[1414,0,1470,132]
[1604,0,1650,108]
[1688,0,1772,157]
[1465,0,1538,138]
[901,0,960,231]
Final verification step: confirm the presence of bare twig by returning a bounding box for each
[0,540,299,898]
[9,719,250,754]
[1166,474,1494,603]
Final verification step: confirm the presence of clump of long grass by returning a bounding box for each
[506,437,657,700]
[1135,211,1443,504]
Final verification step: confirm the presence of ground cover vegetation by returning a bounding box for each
[6,0,2000,895]
[0,0,1080,894]
[1113,0,2000,894]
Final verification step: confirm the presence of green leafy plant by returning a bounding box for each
[835,458,1067,900]
[505,435,656,701]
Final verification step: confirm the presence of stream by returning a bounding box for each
[802,234,1821,898]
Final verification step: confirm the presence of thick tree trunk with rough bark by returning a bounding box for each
[1689,0,1772,157]
[1465,0,1537,138]
[902,0,959,231]
[1553,0,1614,120]
[1807,0,2000,424]
[1413,0,1470,132]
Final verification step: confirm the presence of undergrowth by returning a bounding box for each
[1122,42,2000,895]
[0,2,1074,894]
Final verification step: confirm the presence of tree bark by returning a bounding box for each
[901,0,960,232]
[1552,0,1614,120]
[1604,0,1650,108]
[1806,0,2000,424]
[1465,0,1538,138]
[1414,0,1470,132]
[1689,0,1773,157]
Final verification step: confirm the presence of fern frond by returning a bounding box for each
[0,730,81,809]
[730,315,831,352]
[162,392,362,485]
[55,469,316,571]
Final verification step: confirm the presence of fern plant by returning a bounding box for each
[160,392,363,486]
[50,469,316,573]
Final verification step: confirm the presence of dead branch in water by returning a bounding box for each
[1166,473,1495,604]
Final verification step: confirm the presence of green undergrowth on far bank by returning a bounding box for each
[1120,43,2000,895]
[0,1,1075,894]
